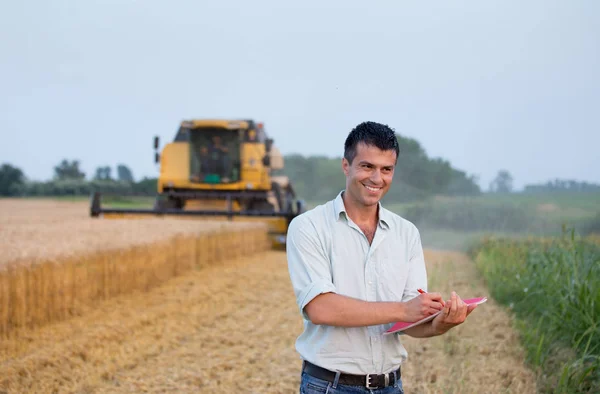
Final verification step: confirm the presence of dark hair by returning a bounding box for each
[344,121,399,164]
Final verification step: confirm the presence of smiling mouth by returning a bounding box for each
[363,184,382,193]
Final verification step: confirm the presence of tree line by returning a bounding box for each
[0,160,156,197]
[2,132,598,201]
[2,134,484,202]
[524,179,600,193]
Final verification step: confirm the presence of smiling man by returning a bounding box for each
[286,121,477,394]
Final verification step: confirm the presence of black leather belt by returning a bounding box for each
[302,361,400,389]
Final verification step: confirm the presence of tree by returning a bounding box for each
[392,134,480,196]
[445,172,481,196]
[54,159,85,180]
[94,166,112,180]
[117,164,134,182]
[489,170,513,193]
[133,177,158,194]
[0,163,25,196]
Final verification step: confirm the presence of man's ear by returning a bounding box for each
[342,158,350,176]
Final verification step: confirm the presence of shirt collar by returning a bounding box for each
[334,190,391,230]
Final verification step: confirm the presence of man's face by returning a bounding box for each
[342,142,396,208]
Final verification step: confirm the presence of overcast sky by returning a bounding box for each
[1,0,599,190]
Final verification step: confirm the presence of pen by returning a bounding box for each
[418,288,445,306]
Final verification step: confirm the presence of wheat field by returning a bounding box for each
[0,199,538,393]
[0,198,267,266]
[0,198,270,338]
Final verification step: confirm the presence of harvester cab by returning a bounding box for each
[90,119,306,249]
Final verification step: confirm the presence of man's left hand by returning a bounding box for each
[431,291,477,335]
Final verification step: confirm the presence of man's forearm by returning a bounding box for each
[305,292,405,327]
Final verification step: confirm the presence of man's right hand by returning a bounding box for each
[401,293,445,322]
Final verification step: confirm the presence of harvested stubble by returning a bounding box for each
[0,199,270,338]
[0,249,538,393]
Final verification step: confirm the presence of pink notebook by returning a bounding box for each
[384,297,488,334]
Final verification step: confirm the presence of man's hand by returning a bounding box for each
[402,292,445,322]
[430,291,477,335]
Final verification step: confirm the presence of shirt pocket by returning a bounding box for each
[377,258,410,301]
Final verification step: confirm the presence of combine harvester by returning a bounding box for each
[90,119,306,249]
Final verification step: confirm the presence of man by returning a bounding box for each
[286,121,477,393]
[199,145,210,169]
[207,135,230,181]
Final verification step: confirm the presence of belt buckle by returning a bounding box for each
[366,374,377,389]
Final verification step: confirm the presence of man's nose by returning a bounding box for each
[370,169,382,183]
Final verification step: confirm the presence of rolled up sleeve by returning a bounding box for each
[286,215,336,320]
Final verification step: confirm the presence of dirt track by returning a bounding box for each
[0,249,537,394]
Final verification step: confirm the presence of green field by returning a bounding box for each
[97,195,156,209]
[14,195,158,209]
[390,192,599,249]
[470,233,600,393]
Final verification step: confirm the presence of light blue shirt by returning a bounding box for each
[286,190,428,375]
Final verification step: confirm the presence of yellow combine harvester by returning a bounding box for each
[90,119,306,248]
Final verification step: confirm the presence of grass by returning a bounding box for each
[3,195,156,209]
[100,196,156,208]
[17,195,157,209]
[12,195,89,202]
[469,230,600,393]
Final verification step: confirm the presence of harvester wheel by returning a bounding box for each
[153,196,183,212]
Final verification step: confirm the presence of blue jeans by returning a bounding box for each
[300,372,404,394]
